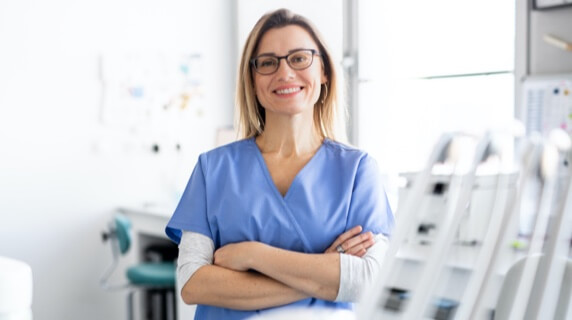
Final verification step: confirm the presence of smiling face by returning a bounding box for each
[253,25,327,119]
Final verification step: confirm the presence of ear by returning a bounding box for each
[319,59,328,84]
[321,66,328,84]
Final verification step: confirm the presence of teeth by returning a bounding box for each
[275,87,301,94]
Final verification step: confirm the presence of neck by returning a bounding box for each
[256,114,322,157]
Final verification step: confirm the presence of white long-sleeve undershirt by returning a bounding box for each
[176,231,388,303]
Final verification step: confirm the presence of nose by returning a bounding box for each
[275,58,295,79]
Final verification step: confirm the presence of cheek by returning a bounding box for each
[255,86,266,100]
[254,78,268,97]
[253,82,269,107]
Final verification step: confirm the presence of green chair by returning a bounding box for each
[100,213,176,320]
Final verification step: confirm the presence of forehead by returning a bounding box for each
[256,25,319,55]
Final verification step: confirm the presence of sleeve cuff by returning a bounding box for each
[335,234,389,302]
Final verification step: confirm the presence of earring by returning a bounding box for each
[321,83,328,104]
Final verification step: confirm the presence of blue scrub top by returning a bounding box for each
[166,137,394,320]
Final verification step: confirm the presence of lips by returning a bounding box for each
[274,87,303,95]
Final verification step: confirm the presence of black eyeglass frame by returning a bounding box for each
[250,49,322,75]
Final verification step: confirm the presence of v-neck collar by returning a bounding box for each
[249,137,327,200]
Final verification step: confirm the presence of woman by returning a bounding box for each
[165,8,394,319]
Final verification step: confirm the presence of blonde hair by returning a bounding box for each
[235,8,347,142]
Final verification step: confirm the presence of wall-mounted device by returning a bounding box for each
[522,74,572,136]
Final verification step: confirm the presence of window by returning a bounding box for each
[356,0,516,206]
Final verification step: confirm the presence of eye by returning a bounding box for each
[289,53,309,64]
[257,57,278,68]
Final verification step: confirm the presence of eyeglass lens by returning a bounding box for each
[253,50,315,75]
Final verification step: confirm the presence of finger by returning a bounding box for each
[345,238,375,257]
[345,246,368,257]
[326,225,363,253]
[325,226,362,253]
[343,231,374,251]
[336,225,363,246]
[346,238,374,254]
[356,248,367,257]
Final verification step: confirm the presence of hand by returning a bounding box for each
[325,225,375,257]
[214,242,259,271]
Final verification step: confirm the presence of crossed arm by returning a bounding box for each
[179,226,377,310]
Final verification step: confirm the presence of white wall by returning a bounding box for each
[0,1,235,319]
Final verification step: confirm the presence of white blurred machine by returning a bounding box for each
[0,256,33,320]
[357,128,572,320]
[398,171,518,246]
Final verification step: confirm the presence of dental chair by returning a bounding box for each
[100,213,176,320]
[0,256,33,320]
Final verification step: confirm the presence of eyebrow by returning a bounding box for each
[255,48,316,57]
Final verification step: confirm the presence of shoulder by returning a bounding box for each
[200,138,254,161]
[196,138,256,173]
[322,139,374,165]
[323,138,363,154]
[321,139,383,180]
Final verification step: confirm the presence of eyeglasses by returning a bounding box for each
[250,49,321,75]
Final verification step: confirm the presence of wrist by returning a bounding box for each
[247,241,267,271]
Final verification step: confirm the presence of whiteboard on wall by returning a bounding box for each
[236,0,343,66]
